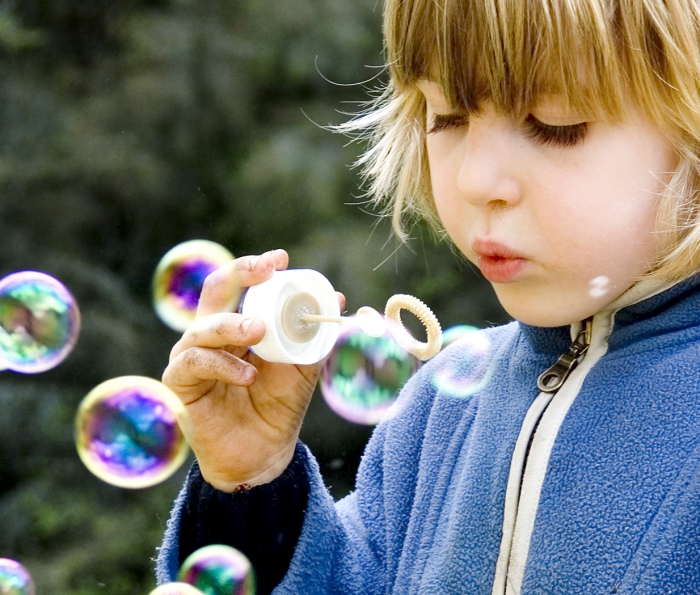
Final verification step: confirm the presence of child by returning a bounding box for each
[157,0,700,593]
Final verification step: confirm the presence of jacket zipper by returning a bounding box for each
[536,318,592,393]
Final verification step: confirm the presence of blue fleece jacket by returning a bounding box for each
[158,275,700,593]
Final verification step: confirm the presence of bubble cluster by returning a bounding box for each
[321,319,420,425]
[179,545,256,595]
[431,327,492,398]
[153,240,234,332]
[148,583,205,595]
[0,558,34,595]
[0,271,80,374]
[75,376,190,489]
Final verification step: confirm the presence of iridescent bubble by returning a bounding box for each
[153,240,234,332]
[320,319,421,425]
[148,583,205,595]
[431,327,492,398]
[0,558,34,595]
[0,271,80,373]
[75,376,190,489]
[441,324,480,350]
[179,545,256,595]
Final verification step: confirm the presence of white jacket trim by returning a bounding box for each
[491,278,674,595]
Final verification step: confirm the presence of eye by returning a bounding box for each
[428,113,468,134]
[524,114,588,147]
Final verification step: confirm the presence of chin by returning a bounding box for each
[496,293,585,328]
[510,312,577,328]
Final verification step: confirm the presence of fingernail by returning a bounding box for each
[241,317,254,333]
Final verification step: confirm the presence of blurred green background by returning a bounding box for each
[0,0,508,593]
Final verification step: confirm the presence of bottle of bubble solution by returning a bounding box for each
[238,269,443,365]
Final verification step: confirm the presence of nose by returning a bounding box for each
[456,110,522,209]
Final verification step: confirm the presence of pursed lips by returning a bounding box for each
[472,238,528,283]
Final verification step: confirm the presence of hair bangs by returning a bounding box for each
[387,0,627,119]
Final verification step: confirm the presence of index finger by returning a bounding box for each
[196,249,289,318]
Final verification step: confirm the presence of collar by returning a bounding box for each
[519,274,700,357]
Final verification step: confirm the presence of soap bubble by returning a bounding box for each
[589,275,611,299]
[75,376,190,489]
[179,545,256,595]
[153,240,234,332]
[431,327,492,398]
[0,558,34,595]
[355,306,387,338]
[441,324,480,350]
[0,271,80,373]
[148,583,205,595]
[321,319,420,425]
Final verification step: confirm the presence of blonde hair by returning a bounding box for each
[342,0,700,282]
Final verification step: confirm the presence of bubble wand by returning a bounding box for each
[238,269,443,365]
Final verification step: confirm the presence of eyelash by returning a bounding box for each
[523,114,588,147]
[427,113,589,147]
[428,114,467,134]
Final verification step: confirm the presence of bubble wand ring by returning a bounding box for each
[385,294,443,360]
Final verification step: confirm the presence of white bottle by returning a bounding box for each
[238,269,340,365]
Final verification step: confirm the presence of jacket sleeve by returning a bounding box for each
[156,363,441,594]
[156,430,392,595]
[174,441,310,595]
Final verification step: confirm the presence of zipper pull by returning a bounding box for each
[537,321,591,393]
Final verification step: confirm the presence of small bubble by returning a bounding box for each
[153,240,234,332]
[355,306,387,338]
[75,376,190,489]
[431,328,492,398]
[321,319,420,425]
[148,583,205,595]
[589,275,611,299]
[328,458,345,470]
[0,271,80,373]
[0,558,34,595]
[179,545,256,595]
[441,324,480,350]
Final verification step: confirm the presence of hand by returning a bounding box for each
[162,249,345,491]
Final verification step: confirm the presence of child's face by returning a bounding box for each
[418,81,677,327]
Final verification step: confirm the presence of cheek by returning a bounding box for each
[536,141,668,276]
[426,137,465,223]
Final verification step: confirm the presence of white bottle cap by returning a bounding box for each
[239,269,340,365]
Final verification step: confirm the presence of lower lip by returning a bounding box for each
[478,256,526,283]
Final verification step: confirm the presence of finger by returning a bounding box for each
[337,291,346,313]
[163,347,257,402]
[170,313,266,360]
[196,249,289,319]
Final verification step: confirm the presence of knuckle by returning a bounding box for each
[202,269,226,293]
[181,347,203,367]
[161,366,173,386]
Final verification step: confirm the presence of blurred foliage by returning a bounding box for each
[0,0,508,593]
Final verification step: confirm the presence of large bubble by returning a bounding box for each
[0,271,80,373]
[320,319,421,425]
[0,558,34,595]
[179,545,256,595]
[153,240,234,332]
[431,326,492,398]
[75,376,190,489]
[148,583,205,595]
